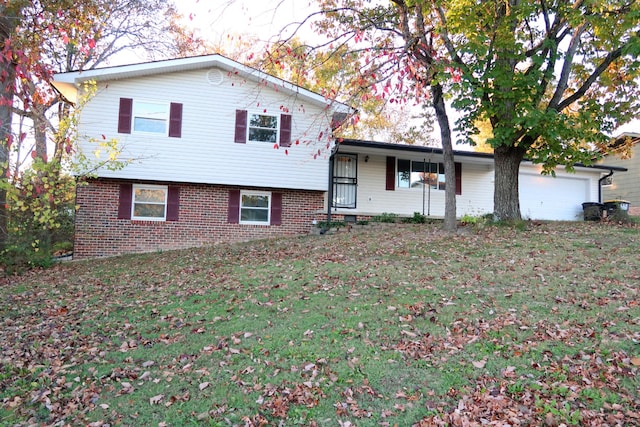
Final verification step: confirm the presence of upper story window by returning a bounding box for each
[398,159,446,190]
[118,98,183,138]
[133,101,169,134]
[248,113,279,143]
[234,110,291,146]
[132,184,167,220]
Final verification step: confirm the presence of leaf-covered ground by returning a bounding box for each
[1,222,639,426]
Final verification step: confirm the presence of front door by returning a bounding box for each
[332,154,357,208]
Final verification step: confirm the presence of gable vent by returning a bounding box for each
[207,69,224,85]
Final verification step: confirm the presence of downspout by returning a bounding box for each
[598,170,614,203]
[427,157,432,216]
[327,143,339,226]
[422,158,426,216]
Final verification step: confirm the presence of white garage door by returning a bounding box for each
[519,173,589,220]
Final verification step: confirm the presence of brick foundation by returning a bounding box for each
[74,178,325,259]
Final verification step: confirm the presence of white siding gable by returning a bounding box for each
[74,67,338,191]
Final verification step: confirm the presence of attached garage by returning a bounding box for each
[519,173,590,220]
[328,139,627,222]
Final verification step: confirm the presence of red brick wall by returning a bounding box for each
[74,179,325,259]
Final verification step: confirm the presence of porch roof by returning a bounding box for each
[335,138,627,172]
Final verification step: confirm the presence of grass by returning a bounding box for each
[1,221,638,426]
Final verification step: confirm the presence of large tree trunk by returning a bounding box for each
[431,83,457,231]
[0,5,20,250]
[493,145,526,221]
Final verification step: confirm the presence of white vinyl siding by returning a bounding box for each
[75,68,334,191]
[328,151,601,221]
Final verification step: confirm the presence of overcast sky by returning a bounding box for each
[178,0,319,48]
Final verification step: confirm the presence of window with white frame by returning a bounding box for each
[133,101,169,134]
[240,191,271,224]
[248,113,278,142]
[132,184,168,220]
[398,160,446,190]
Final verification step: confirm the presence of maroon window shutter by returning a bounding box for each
[279,114,292,147]
[385,156,395,191]
[166,186,180,221]
[234,110,247,143]
[270,192,282,225]
[455,162,462,195]
[228,189,240,223]
[118,98,133,134]
[168,103,183,138]
[117,183,133,219]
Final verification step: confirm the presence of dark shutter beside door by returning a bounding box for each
[455,162,462,195]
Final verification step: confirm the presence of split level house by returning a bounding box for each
[53,54,352,259]
[53,54,627,259]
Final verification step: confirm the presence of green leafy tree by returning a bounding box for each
[274,0,639,222]
[434,0,640,220]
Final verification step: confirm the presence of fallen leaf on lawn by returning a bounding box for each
[401,330,417,338]
[631,357,640,366]
[99,403,109,409]
[502,366,516,378]
[472,360,487,369]
[149,394,164,405]
[199,382,210,390]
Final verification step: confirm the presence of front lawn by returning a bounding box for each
[1,222,638,426]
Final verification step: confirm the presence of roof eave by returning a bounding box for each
[336,138,627,172]
[53,54,353,112]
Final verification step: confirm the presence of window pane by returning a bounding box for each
[241,208,269,222]
[134,117,167,133]
[133,203,165,218]
[248,128,277,142]
[135,188,166,203]
[133,102,168,133]
[249,114,278,128]
[242,194,269,208]
[136,102,167,117]
[397,159,410,188]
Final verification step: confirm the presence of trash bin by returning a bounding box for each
[582,202,604,221]
[603,200,630,219]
